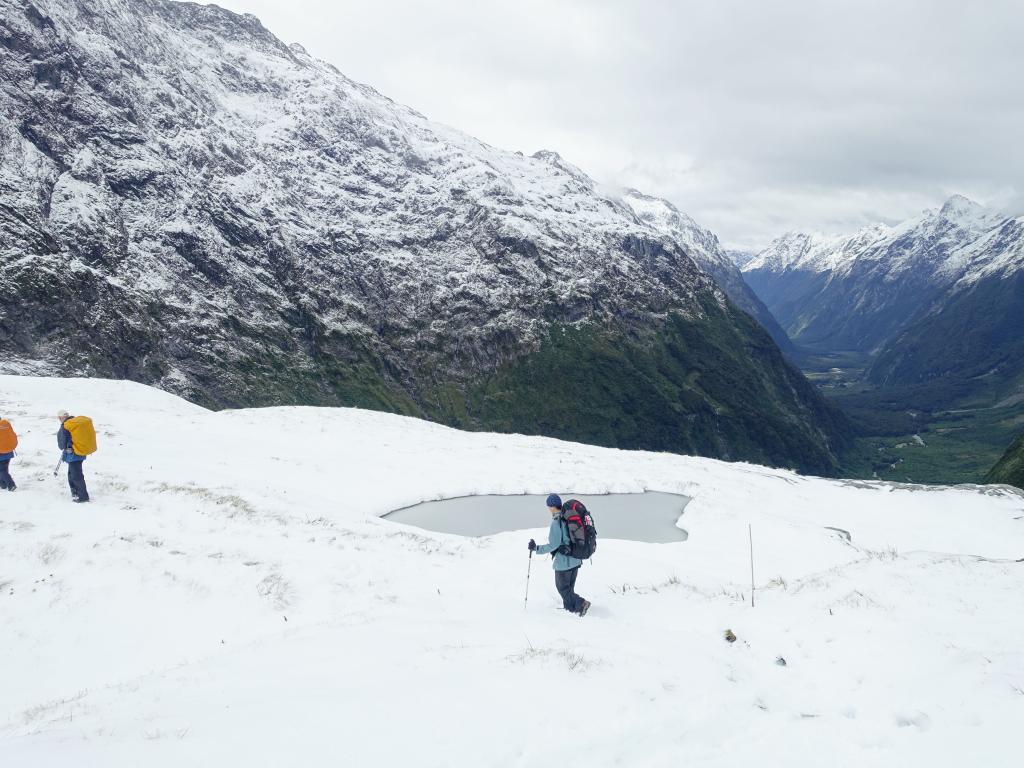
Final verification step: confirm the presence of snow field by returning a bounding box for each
[1,375,1022,766]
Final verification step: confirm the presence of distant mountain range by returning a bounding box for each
[742,196,1024,398]
[0,0,849,472]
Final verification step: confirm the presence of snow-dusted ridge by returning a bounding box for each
[741,195,1024,354]
[1,375,1022,765]
[743,195,1014,279]
[0,0,718,396]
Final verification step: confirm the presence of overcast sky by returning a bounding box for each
[218,0,1023,250]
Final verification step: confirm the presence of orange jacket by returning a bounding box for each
[0,419,17,455]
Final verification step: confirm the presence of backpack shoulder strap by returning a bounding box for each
[556,515,571,555]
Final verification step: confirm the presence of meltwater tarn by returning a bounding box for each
[384,492,689,543]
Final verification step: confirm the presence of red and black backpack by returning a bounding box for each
[558,499,598,560]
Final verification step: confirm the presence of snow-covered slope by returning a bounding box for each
[0,0,846,470]
[1,375,1022,766]
[621,189,795,353]
[726,248,757,270]
[742,196,1020,353]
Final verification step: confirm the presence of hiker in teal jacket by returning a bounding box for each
[529,494,590,616]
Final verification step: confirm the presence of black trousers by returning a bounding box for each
[0,458,14,490]
[555,566,584,612]
[68,461,89,501]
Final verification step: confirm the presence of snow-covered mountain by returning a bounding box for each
[0,0,710,384]
[1,374,1022,766]
[742,195,1018,354]
[0,0,848,471]
[621,189,794,353]
[740,196,1024,395]
[726,248,757,270]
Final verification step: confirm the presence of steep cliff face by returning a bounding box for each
[986,432,1024,490]
[868,217,1024,392]
[0,0,849,472]
[620,189,795,355]
[869,268,1024,390]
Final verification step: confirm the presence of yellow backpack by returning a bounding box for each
[65,416,98,456]
[0,419,17,453]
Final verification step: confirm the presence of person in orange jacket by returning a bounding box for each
[0,416,17,491]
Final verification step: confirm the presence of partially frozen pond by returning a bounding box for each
[383,492,690,543]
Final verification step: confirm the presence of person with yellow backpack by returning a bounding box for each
[57,411,97,503]
[0,416,17,491]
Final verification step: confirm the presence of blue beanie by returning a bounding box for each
[546,493,562,509]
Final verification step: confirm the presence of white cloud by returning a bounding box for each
[216,0,1024,249]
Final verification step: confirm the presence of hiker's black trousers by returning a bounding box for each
[0,458,14,490]
[68,461,89,501]
[555,566,584,612]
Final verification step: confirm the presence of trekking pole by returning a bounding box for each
[53,455,63,478]
[524,550,533,610]
[749,523,755,608]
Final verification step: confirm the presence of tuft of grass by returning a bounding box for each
[863,546,899,561]
[766,576,788,590]
[38,543,65,565]
[506,647,596,672]
[256,572,295,610]
[609,575,683,595]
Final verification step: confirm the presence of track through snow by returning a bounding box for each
[1,375,1022,766]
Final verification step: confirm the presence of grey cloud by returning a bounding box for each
[217,0,1023,249]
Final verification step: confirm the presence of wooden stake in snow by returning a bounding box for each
[749,523,755,608]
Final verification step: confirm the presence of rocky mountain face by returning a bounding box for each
[742,196,1013,355]
[0,0,849,472]
[620,189,795,354]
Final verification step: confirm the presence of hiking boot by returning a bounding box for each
[73,497,90,503]
[578,599,591,617]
